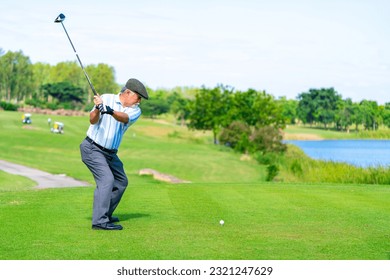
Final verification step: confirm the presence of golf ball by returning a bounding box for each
[220,220,224,226]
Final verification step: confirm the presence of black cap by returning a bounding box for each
[125,78,149,100]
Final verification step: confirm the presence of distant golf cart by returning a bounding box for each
[22,113,32,124]
[51,122,64,134]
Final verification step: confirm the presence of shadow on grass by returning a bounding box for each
[118,213,151,221]
[86,213,151,222]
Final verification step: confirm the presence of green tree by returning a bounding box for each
[360,100,380,130]
[140,90,169,118]
[316,88,341,128]
[47,61,118,105]
[0,50,33,101]
[277,96,298,124]
[49,61,84,87]
[296,91,316,125]
[297,88,341,128]
[227,89,258,126]
[227,88,285,129]
[41,82,84,104]
[167,92,191,126]
[252,91,285,129]
[32,62,52,101]
[383,103,390,128]
[85,63,118,102]
[187,85,233,144]
[351,102,364,131]
[335,98,354,132]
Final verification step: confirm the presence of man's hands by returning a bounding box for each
[102,105,114,115]
[95,104,114,115]
[95,103,104,112]
[91,95,127,124]
[94,95,114,115]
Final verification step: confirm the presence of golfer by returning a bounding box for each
[80,78,149,230]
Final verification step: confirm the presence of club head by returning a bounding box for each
[54,13,65,23]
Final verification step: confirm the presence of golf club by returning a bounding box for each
[54,13,98,96]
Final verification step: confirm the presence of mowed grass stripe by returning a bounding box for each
[0,183,389,259]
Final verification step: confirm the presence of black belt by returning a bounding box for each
[85,137,117,154]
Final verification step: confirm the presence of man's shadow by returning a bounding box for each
[117,213,150,221]
[86,213,150,222]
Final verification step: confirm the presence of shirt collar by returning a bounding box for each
[115,93,121,104]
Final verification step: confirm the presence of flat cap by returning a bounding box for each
[125,78,149,100]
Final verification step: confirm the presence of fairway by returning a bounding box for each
[0,182,389,260]
[0,111,389,260]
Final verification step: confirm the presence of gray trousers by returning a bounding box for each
[80,139,128,225]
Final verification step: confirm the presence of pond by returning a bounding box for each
[285,140,390,168]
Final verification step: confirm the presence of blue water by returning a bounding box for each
[285,140,390,168]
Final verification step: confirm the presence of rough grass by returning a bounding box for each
[279,145,390,185]
[284,124,390,140]
[0,170,36,191]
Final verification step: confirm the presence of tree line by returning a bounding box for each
[1,48,390,139]
[293,88,390,132]
[0,49,118,110]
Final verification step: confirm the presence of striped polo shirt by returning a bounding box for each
[86,93,141,150]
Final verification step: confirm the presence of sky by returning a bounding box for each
[1,0,389,104]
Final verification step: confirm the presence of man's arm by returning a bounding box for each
[111,111,129,124]
[90,95,129,124]
[94,105,129,124]
[90,95,103,124]
[90,107,100,124]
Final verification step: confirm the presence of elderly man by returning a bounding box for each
[80,78,149,230]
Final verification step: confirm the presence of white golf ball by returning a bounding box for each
[220,220,224,226]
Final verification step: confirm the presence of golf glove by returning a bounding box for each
[102,105,114,115]
[96,104,114,115]
[96,103,104,113]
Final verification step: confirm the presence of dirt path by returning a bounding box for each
[0,159,90,189]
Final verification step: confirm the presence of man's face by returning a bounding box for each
[126,89,142,105]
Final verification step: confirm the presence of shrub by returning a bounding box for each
[249,126,287,154]
[0,101,19,111]
[254,151,281,165]
[46,102,59,110]
[266,164,279,181]
[219,121,251,152]
[25,99,46,108]
[290,160,303,176]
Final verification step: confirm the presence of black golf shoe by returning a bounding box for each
[109,216,120,223]
[92,223,123,230]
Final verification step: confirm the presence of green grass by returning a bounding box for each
[0,170,36,191]
[0,111,265,183]
[284,124,390,140]
[279,145,390,185]
[0,111,389,260]
[1,183,389,260]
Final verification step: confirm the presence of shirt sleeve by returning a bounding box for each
[126,106,142,126]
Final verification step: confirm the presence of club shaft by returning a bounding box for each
[60,22,98,96]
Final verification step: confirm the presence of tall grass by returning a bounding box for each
[284,124,390,140]
[278,145,390,185]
